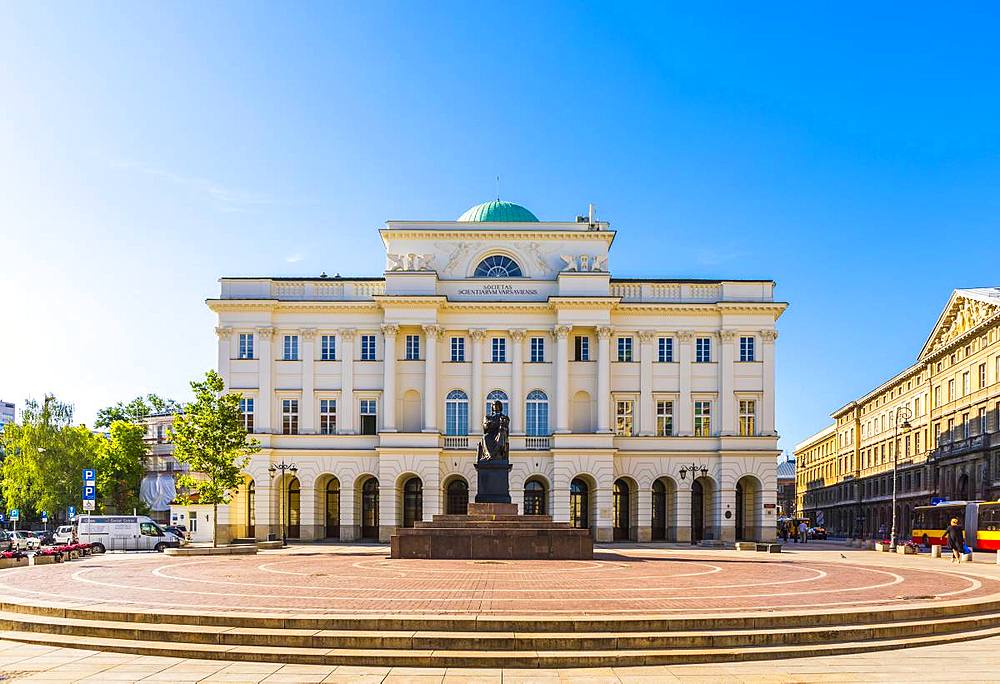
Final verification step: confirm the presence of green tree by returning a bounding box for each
[95,421,148,514]
[171,371,259,546]
[95,394,181,429]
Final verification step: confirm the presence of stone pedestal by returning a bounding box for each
[475,459,512,504]
[390,502,593,560]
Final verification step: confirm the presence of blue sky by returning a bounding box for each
[1,3,998,453]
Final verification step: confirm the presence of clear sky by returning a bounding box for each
[2,3,998,454]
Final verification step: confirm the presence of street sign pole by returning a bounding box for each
[82,468,97,514]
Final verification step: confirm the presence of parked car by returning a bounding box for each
[8,531,39,551]
[163,526,189,545]
[808,526,828,540]
[53,525,76,545]
[32,530,55,546]
[0,531,13,552]
[77,515,183,553]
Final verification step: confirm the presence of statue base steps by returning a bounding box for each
[390,503,594,560]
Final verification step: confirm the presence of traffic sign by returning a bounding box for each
[40,511,47,523]
[68,506,76,520]
[83,468,96,487]
[83,485,96,500]
[9,509,19,521]
[82,500,95,511]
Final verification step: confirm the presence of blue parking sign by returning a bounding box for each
[9,509,19,521]
[68,506,76,519]
[41,511,47,522]
[82,468,96,482]
[82,485,96,500]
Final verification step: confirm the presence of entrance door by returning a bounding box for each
[691,480,704,543]
[651,480,666,540]
[569,478,589,529]
[286,478,300,539]
[613,479,630,540]
[402,477,423,528]
[325,478,340,539]
[361,478,379,539]
[246,481,255,538]
[735,483,745,541]
[446,479,468,515]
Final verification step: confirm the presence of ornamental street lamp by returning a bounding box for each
[678,463,710,481]
[268,460,297,545]
[890,405,913,547]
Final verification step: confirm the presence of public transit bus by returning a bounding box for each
[910,501,1000,550]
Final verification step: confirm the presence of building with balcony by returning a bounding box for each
[796,288,1000,538]
[206,200,786,543]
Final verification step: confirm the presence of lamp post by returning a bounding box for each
[268,460,297,545]
[890,405,913,547]
[678,463,710,482]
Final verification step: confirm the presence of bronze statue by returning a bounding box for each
[478,400,509,462]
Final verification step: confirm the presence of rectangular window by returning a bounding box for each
[979,363,987,389]
[615,400,634,436]
[963,414,970,440]
[239,398,254,432]
[738,400,756,436]
[739,336,755,362]
[491,337,507,362]
[281,399,299,435]
[360,399,377,435]
[962,371,970,396]
[320,335,336,361]
[617,337,633,362]
[574,335,589,361]
[979,407,987,435]
[450,336,465,362]
[238,333,254,360]
[361,335,376,361]
[947,418,955,442]
[694,401,712,436]
[319,399,337,435]
[283,335,299,361]
[530,337,545,363]
[405,334,420,360]
[934,422,941,446]
[656,400,673,436]
[915,431,921,453]
[934,386,941,406]
[905,435,910,457]
[948,379,955,402]
[914,396,921,417]
[657,337,673,363]
[695,337,711,363]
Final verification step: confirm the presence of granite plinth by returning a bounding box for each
[390,502,593,560]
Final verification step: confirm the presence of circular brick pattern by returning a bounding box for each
[1,549,996,616]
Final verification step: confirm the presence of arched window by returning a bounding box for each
[246,480,255,538]
[524,478,546,515]
[325,478,340,539]
[402,477,423,528]
[361,477,379,540]
[526,390,549,436]
[474,255,522,278]
[286,477,300,539]
[485,390,509,418]
[570,478,589,529]
[446,478,469,515]
[445,390,469,436]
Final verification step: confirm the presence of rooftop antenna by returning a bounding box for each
[588,203,595,222]
[496,175,501,201]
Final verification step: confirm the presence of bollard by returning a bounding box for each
[931,544,941,558]
[996,550,1000,565]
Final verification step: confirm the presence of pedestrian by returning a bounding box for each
[780,523,788,543]
[798,520,809,544]
[946,517,965,563]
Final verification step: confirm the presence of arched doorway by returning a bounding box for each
[958,473,970,500]
[246,480,255,538]
[570,478,589,529]
[286,477,300,539]
[325,477,340,539]
[446,478,468,515]
[361,477,379,540]
[613,478,630,541]
[652,479,666,540]
[402,477,423,528]
[691,476,716,543]
[735,482,745,540]
[735,475,762,541]
[524,478,547,515]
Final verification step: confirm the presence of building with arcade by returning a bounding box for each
[206,200,786,544]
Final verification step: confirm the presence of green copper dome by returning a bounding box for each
[457,200,539,223]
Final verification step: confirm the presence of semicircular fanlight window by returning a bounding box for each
[474,255,522,278]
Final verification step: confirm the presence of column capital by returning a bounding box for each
[596,325,614,340]
[720,329,739,343]
[760,329,779,343]
[553,325,572,339]
[215,326,233,339]
[339,327,357,340]
[677,330,694,342]
[380,323,399,337]
[256,326,275,339]
[300,328,317,341]
[509,328,527,341]
[638,330,657,343]
[469,328,488,341]
[421,324,444,339]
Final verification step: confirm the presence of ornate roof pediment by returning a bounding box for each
[919,288,1000,359]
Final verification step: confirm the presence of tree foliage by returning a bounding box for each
[95,394,181,429]
[95,421,148,514]
[171,371,259,546]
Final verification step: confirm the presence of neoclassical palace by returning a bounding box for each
[206,200,786,544]
[796,288,1000,538]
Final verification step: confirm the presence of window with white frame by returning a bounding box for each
[239,397,254,432]
[445,390,469,436]
[485,390,509,417]
[656,400,673,436]
[491,337,506,362]
[361,335,376,361]
[615,400,634,436]
[948,379,955,402]
[525,390,549,436]
[405,334,420,360]
[739,336,755,362]
[283,335,299,361]
[320,335,336,360]
[657,337,673,362]
[980,363,987,389]
[450,336,465,362]
[530,337,545,363]
[694,400,712,436]
[319,399,336,435]
[695,337,711,363]
[281,399,299,435]
[359,399,377,435]
[963,413,970,440]
[574,335,589,361]
[979,407,987,435]
[962,371,970,396]
[238,333,254,359]
[617,337,633,362]
[739,399,756,436]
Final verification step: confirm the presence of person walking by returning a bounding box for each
[798,520,809,544]
[946,518,965,563]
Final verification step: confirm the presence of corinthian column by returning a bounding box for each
[638,330,656,436]
[677,331,694,437]
[381,323,399,432]
[215,326,232,389]
[422,325,443,432]
[339,329,356,434]
[301,328,316,434]
[510,329,526,434]
[554,325,572,433]
[256,326,274,433]
[596,325,613,433]
[720,330,737,436]
[760,329,778,436]
[470,329,486,434]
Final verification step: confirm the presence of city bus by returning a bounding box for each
[911,501,994,549]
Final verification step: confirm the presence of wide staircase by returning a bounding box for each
[1,595,1000,667]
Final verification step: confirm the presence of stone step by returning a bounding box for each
[2,623,999,668]
[410,521,584,530]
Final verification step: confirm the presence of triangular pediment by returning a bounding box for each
[919,288,1000,360]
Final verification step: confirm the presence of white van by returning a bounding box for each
[76,515,183,553]
[54,525,75,545]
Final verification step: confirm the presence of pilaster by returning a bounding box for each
[720,330,737,436]
[638,330,656,436]
[677,331,694,437]
[510,329,526,434]
[215,326,232,390]
[554,325,572,433]
[422,325,442,432]
[760,329,778,436]
[301,329,316,434]
[596,325,613,433]
[470,329,486,434]
[675,484,692,543]
[339,329,356,434]
[381,323,399,432]
[636,486,653,542]
[256,327,274,433]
